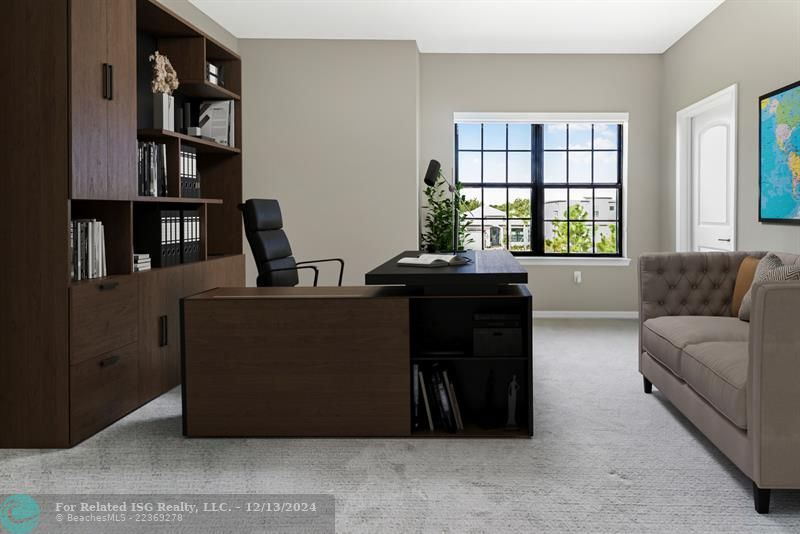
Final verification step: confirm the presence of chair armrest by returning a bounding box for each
[265,265,319,287]
[748,280,800,488]
[296,258,345,286]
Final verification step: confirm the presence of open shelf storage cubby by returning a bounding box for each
[409,287,533,438]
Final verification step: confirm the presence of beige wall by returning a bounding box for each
[239,40,420,286]
[420,54,662,311]
[155,0,238,52]
[661,0,800,252]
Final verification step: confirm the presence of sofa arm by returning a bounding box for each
[639,252,753,323]
[748,280,800,488]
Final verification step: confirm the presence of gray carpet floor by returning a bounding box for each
[2,319,800,532]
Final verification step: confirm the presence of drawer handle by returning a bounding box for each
[159,315,168,347]
[99,355,121,368]
[98,281,119,291]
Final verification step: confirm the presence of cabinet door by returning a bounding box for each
[138,268,181,402]
[106,0,137,200]
[70,0,108,199]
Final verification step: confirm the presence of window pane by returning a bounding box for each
[569,222,593,253]
[457,123,481,150]
[484,188,506,218]
[458,152,481,183]
[594,151,618,183]
[544,152,566,183]
[568,152,591,183]
[594,189,618,220]
[568,123,592,149]
[543,188,567,220]
[508,219,532,252]
[483,123,506,150]
[483,220,506,249]
[464,219,482,250]
[508,124,531,150]
[593,124,618,149]
[594,222,618,254]
[507,188,532,219]
[483,152,505,183]
[569,189,593,220]
[543,124,566,150]
[461,187,482,218]
[544,221,567,253]
[508,152,532,182]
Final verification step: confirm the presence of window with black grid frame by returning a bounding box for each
[455,121,623,256]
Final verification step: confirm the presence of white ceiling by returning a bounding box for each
[188,0,725,54]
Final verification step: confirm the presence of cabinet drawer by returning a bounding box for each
[70,342,139,444]
[71,276,138,364]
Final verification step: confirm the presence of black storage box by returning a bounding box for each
[473,313,523,357]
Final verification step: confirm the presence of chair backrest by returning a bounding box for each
[241,199,298,287]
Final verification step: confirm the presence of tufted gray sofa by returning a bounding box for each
[639,251,800,514]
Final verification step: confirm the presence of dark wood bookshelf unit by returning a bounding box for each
[409,288,533,438]
[2,0,245,448]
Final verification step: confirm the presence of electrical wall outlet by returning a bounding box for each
[574,271,582,284]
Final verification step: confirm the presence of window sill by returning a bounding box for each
[516,256,631,267]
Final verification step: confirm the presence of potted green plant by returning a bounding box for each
[421,175,473,252]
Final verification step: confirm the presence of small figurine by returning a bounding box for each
[506,374,520,428]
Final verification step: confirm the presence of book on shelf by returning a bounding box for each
[181,209,201,263]
[199,100,234,147]
[133,252,151,272]
[179,145,200,198]
[71,219,107,281]
[137,141,168,197]
[206,61,224,86]
[412,363,420,430]
[418,369,434,431]
[415,364,463,433]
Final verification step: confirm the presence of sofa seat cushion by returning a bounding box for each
[642,316,749,378]
[681,341,748,429]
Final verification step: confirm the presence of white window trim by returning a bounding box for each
[516,256,631,267]
[454,112,629,124]
[452,112,630,259]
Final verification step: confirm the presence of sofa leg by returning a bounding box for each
[753,482,771,514]
[643,376,653,394]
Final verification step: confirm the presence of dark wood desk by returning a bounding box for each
[365,250,528,287]
[182,253,533,439]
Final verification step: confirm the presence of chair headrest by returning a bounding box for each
[243,199,283,231]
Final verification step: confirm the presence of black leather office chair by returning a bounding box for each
[241,199,344,287]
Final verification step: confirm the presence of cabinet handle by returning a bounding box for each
[159,315,168,347]
[108,64,113,100]
[98,281,119,291]
[99,354,120,368]
[102,63,108,99]
[718,238,731,242]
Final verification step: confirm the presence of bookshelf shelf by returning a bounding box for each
[137,129,240,154]
[177,80,240,101]
[412,424,529,438]
[133,196,223,205]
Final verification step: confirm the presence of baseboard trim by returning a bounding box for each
[534,311,639,319]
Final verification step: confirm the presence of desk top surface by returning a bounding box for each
[364,250,527,287]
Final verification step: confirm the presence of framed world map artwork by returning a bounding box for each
[760,80,800,224]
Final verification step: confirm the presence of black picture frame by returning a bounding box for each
[758,79,800,225]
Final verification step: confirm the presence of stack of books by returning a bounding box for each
[414,363,464,432]
[199,100,235,147]
[71,219,107,281]
[180,146,200,198]
[137,141,168,197]
[133,253,151,272]
[206,61,224,86]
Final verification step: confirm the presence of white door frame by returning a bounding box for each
[675,84,738,252]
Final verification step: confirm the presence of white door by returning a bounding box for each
[676,85,737,252]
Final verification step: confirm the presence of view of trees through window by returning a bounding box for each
[455,121,623,256]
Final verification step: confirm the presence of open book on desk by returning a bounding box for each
[397,254,471,268]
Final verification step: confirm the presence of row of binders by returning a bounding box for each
[138,141,168,197]
[71,220,107,281]
[180,146,200,198]
[413,363,464,432]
